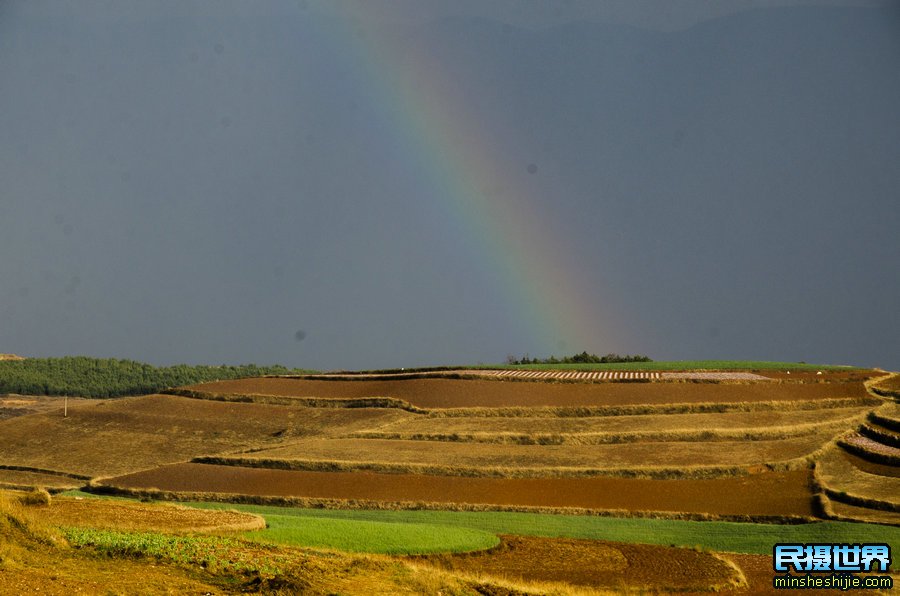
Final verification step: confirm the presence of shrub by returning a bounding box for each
[18,488,51,507]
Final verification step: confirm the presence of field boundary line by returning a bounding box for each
[345,416,867,445]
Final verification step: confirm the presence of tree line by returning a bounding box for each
[507,351,652,365]
[0,356,305,398]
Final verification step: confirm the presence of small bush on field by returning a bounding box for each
[18,488,51,507]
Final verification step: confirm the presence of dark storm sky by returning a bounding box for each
[1,1,898,371]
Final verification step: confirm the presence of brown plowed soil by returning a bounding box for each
[104,463,814,517]
[419,534,742,592]
[187,377,869,408]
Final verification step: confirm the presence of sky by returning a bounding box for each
[1,1,898,371]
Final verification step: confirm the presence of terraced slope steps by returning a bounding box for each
[817,400,900,525]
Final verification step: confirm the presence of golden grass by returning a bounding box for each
[350,417,865,445]
[0,469,83,491]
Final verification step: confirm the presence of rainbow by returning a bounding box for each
[323,13,623,355]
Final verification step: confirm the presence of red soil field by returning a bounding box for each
[104,463,815,517]
[187,377,869,409]
[419,534,741,592]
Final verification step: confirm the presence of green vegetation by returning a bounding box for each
[0,356,314,398]
[246,514,498,554]
[62,527,294,577]
[179,501,900,556]
[479,360,864,372]
[507,351,652,365]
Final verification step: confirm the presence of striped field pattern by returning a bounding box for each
[453,370,770,382]
[465,370,661,381]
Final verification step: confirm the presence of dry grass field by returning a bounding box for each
[204,428,844,476]
[363,405,868,436]
[0,469,82,491]
[103,463,815,517]
[0,394,407,478]
[0,395,87,421]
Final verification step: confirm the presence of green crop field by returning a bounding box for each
[246,515,498,554]
[178,500,900,556]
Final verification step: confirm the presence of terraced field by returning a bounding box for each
[0,393,409,478]
[186,375,871,409]
[816,400,900,525]
[2,368,895,593]
[351,405,869,443]
[104,464,816,517]
[199,430,843,476]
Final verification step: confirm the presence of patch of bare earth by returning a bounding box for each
[419,535,743,592]
[103,464,815,517]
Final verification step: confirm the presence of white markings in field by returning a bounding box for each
[460,370,663,381]
[314,369,772,382]
[451,370,771,382]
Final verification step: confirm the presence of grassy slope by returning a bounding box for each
[178,500,900,556]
